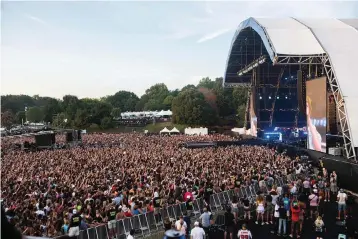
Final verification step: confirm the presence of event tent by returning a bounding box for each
[160,127,170,134]
[170,127,180,134]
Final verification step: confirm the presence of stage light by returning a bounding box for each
[269,96,271,99]
[277,96,280,99]
[285,96,288,99]
[259,96,262,99]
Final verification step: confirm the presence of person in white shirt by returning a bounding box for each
[238,224,252,239]
[127,229,135,239]
[175,216,188,235]
[337,189,347,220]
[190,221,205,239]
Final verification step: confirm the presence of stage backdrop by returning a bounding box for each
[306,77,327,153]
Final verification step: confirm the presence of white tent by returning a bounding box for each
[157,110,172,116]
[160,127,170,134]
[231,127,245,135]
[170,127,180,134]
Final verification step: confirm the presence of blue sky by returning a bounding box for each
[1,1,358,99]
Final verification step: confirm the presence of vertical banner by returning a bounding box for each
[250,93,257,137]
[306,77,327,152]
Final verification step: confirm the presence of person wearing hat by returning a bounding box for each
[190,221,205,239]
[68,209,81,238]
[337,188,347,220]
[238,224,252,239]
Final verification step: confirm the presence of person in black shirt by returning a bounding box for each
[204,182,213,202]
[277,203,287,236]
[153,192,162,224]
[69,209,81,238]
[224,207,235,239]
[243,197,251,220]
[185,197,194,216]
[107,205,117,239]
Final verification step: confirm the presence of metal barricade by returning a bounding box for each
[86,227,97,239]
[145,211,159,231]
[166,205,178,222]
[122,217,132,235]
[115,220,126,239]
[173,203,183,218]
[95,225,108,239]
[71,174,301,239]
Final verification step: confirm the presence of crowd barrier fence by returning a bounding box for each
[54,174,302,239]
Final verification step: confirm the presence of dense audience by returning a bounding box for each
[0,133,354,239]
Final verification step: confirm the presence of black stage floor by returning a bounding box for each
[210,201,357,239]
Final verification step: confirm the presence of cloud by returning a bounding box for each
[205,3,214,15]
[24,14,49,26]
[197,28,232,43]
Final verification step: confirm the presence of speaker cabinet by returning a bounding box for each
[66,132,73,142]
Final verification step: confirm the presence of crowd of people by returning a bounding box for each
[0,133,356,239]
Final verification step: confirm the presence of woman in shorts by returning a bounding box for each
[256,195,265,225]
[243,197,251,220]
[231,196,239,222]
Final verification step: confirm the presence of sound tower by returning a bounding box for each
[66,132,73,142]
[327,93,337,134]
[254,66,260,125]
[35,133,55,147]
[297,70,305,114]
[77,130,82,141]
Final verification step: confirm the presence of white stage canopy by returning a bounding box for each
[224,17,358,148]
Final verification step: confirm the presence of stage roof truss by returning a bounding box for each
[323,55,357,161]
[274,54,324,65]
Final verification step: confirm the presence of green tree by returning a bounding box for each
[172,88,217,126]
[163,95,174,110]
[26,106,44,123]
[197,77,215,89]
[74,109,89,129]
[41,98,61,123]
[90,101,112,125]
[15,111,26,124]
[105,91,139,112]
[181,84,196,92]
[1,95,36,113]
[52,113,71,128]
[139,83,169,110]
[232,88,248,109]
[100,117,113,129]
[111,108,121,119]
[1,111,15,128]
[236,104,246,127]
[135,95,149,111]
[62,95,80,120]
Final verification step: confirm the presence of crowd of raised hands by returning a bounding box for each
[1,133,297,237]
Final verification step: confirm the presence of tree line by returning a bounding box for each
[1,77,248,129]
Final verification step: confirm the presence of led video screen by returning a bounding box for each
[306,77,327,152]
[250,94,257,137]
